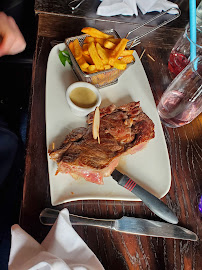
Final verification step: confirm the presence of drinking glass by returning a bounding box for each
[196,0,202,25]
[158,55,202,128]
[168,24,202,78]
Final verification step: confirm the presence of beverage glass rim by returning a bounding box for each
[185,24,202,49]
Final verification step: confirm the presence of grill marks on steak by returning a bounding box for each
[49,127,87,162]
[53,129,123,184]
[49,101,155,184]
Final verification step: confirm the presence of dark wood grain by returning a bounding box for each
[20,8,202,270]
[37,13,185,50]
[34,0,194,29]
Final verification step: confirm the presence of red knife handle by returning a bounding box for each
[123,178,137,192]
[117,174,137,190]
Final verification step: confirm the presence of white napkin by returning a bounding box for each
[8,209,104,270]
[97,0,138,16]
[97,0,178,17]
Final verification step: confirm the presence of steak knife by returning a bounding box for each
[111,169,178,224]
[39,208,198,241]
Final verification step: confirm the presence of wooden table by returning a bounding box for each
[20,1,202,269]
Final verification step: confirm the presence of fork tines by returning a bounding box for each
[127,39,141,49]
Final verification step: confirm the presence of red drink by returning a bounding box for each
[158,90,201,128]
[168,50,189,78]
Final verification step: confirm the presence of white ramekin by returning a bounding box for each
[66,82,101,117]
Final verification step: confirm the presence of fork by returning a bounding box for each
[127,39,141,49]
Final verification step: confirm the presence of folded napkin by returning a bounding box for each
[97,0,179,17]
[97,0,138,16]
[9,209,104,270]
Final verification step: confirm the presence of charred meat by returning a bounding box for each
[49,102,155,184]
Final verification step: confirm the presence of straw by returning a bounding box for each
[189,0,197,61]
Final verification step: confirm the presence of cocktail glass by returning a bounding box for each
[158,55,202,128]
[168,24,202,78]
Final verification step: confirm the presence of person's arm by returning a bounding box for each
[0,12,26,57]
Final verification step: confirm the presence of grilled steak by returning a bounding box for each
[49,101,155,184]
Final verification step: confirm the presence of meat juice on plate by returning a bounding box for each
[168,50,189,78]
[158,90,201,128]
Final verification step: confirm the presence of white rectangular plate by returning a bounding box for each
[46,43,171,206]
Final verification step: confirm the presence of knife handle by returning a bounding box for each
[118,176,178,224]
[40,208,115,228]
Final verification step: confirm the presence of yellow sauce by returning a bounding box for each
[70,87,97,108]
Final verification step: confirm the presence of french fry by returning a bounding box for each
[113,59,127,70]
[108,38,121,44]
[96,43,109,65]
[77,56,89,71]
[73,39,83,61]
[81,27,113,39]
[88,42,104,71]
[81,67,89,73]
[109,38,128,66]
[101,59,108,65]
[83,53,94,65]
[95,38,105,46]
[120,50,134,56]
[70,28,133,74]
[88,65,97,73]
[104,40,116,50]
[69,42,75,55]
[104,64,111,70]
[82,44,89,55]
[119,55,135,64]
[84,36,95,43]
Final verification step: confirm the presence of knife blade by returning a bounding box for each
[111,169,178,224]
[39,208,198,241]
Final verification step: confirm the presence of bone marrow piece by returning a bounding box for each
[49,102,155,184]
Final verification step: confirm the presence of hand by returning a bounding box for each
[0,12,26,57]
